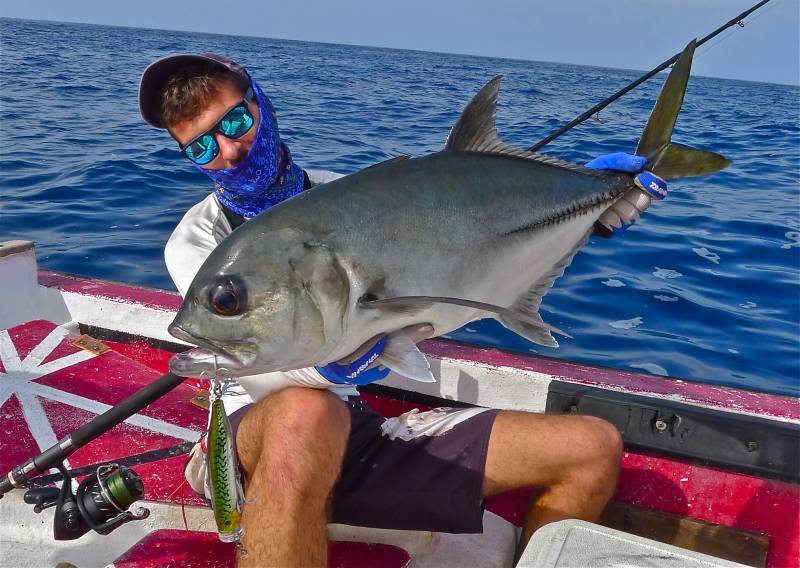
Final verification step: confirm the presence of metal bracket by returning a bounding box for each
[71,335,111,356]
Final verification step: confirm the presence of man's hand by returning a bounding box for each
[316,324,435,386]
[586,152,668,236]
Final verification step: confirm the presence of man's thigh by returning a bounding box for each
[331,400,501,533]
[482,410,622,497]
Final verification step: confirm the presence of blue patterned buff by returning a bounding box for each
[200,78,305,218]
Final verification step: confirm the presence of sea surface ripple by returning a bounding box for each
[1,19,798,396]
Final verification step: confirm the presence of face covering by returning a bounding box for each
[199,78,305,218]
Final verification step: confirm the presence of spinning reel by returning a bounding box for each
[23,463,149,540]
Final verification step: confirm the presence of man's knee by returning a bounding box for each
[237,387,351,480]
[568,416,623,490]
[589,416,623,466]
[259,387,350,433]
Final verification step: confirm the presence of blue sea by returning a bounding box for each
[1,18,798,397]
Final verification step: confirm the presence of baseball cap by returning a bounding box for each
[139,53,250,129]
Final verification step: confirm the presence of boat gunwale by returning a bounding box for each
[37,268,800,425]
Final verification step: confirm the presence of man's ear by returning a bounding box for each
[164,122,183,145]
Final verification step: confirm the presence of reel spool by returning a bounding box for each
[76,464,149,534]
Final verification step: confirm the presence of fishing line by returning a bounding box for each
[695,0,780,61]
[527,0,774,152]
[695,28,740,61]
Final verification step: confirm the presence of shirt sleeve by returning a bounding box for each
[164,194,230,297]
[236,367,358,402]
[306,169,345,186]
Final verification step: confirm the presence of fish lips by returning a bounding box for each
[168,323,257,378]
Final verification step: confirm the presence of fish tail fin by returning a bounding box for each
[636,40,731,180]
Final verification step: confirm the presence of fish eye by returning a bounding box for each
[208,278,247,317]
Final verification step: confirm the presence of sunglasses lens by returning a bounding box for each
[218,105,254,139]
[184,135,217,165]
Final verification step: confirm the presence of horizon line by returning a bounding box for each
[2,15,797,88]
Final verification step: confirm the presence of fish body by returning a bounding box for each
[169,41,729,381]
[207,392,245,542]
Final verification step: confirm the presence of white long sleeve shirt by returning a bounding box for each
[164,169,359,414]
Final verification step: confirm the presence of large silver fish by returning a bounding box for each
[168,41,729,382]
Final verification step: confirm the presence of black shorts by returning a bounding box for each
[229,396,500,534]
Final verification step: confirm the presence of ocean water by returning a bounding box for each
[1,18,798,397]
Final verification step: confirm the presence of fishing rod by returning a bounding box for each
[528,0,773,152]
[0,371,187,540]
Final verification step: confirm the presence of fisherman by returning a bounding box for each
[139,53,658,566]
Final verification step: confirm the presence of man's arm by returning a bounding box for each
[165,194,228,297]
[306,169,345,186]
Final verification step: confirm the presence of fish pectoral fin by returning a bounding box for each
[377,331,435,383]
[360,295,567,345]
[360,295,513,318]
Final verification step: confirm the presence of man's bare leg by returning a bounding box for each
[235,387,351,567]
[481,412,623,558]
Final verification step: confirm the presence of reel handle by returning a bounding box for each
[23,487,60,513]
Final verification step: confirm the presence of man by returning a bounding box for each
[140,53,641,567]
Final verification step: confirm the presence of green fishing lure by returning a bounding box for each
[206,378,245,544]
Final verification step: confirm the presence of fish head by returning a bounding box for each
[169,227,350,378]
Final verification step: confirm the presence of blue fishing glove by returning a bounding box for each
[585,152,647,172]
[586,152,668,235]
[315,335,390,385]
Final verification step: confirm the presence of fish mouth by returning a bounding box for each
[168,324,256,378]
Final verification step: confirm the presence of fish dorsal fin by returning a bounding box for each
[445,76,602,177]
[445,75,503,152]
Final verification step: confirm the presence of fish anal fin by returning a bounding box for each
[495,228,590,347]
[497,315,560,348]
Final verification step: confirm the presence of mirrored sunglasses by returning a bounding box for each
[181,87,255,166]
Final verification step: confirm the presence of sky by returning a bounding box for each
[1,0,798,86]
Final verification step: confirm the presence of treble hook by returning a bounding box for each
[198,355,228,398]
